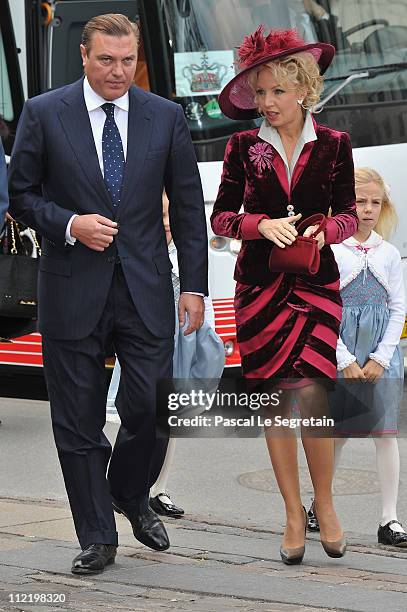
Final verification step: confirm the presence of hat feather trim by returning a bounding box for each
[237,25,307,68]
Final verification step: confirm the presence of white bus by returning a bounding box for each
[1,0,407,372]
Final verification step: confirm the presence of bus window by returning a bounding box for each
[322,0,407,80]
[0,1,24,153]
[317,0,407,147]
[0,30,13,123]
[160,0,407,151]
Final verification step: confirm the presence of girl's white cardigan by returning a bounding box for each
[331,231,405,371]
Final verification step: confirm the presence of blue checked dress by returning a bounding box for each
[331,269,404,436]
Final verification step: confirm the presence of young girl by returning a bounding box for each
[309,168,406,547]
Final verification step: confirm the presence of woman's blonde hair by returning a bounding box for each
[355,167,398,239]
[248,52,324,111]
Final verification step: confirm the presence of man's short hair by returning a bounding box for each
[81,13,139,53]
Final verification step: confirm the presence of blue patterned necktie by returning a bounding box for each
[101,103,125,207]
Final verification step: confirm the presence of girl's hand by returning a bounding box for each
[362,359,385,383]
[258,213,302,248]
[342,361,366,382]
[303,225,325,250]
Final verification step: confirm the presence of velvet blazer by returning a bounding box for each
[211,123,358,287]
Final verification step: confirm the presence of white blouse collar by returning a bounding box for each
[343,230,383,249]
[258,112,317,178]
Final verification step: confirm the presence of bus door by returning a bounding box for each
[0,0,24,155]
[0,1,35,345]
[48,0,139,90]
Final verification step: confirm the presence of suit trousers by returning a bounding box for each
[42,263,173,548]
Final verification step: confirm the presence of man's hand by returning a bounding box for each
[178,294,205,336]
[362,359,385,383]
[303,224,325,250]
[71,214,118,251]
[342,361,366,383]
[258,214,301,247]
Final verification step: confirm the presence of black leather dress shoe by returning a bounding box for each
[71,544,117,575]
[113,503,170,551]
[149,493,185,517]
[378,521,407,547]
[307,499,320,532]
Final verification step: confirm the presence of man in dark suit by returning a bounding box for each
[0,139,8,232]
[8,14,208,574]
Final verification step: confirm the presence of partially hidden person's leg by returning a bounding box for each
[106,358,121,422]
[375,437,407,545]
[298,383,346,556]
[149,438,185,517]
[264,390,306,559]
[42,326,117,552]
[334,437,348,473]
[150,437,176,497]
[376,437,401,526]
[107,358,121,406]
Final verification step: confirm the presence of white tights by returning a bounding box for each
[150,438,176,502]
[334,437,405,533]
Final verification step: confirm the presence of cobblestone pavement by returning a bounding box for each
[1,498,407,612]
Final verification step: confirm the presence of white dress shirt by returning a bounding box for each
[258,111,317,186]
[83,76,129,171]
[65,77,129,243]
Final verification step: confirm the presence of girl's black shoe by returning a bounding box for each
[307,498,320,532]
[149,493,184,517]
[378,521,407,547]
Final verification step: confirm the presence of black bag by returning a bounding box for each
[0,219,39,320]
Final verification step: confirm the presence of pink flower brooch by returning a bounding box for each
[248,142,274,172]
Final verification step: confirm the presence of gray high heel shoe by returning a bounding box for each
[280,506,307,565]
[320,535,347,558]
[314,505,347,558]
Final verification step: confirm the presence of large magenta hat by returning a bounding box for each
[219,26,335,120]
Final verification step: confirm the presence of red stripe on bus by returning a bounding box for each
[0,353,43,365]
[2,343,42,353]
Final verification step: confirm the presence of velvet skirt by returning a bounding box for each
[234,272,342,386]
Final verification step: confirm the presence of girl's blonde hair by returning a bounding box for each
[355,167,398,239]
[248,52,324,112]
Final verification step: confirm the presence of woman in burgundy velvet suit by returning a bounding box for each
[211,27,358,564]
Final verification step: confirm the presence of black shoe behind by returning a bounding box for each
[378,521,407,547]
[71,544,117,575]
[149,493,185,517]
[113,503,170,551]
[307,499,320,532]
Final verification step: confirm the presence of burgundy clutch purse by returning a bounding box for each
[268,213,327,275]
